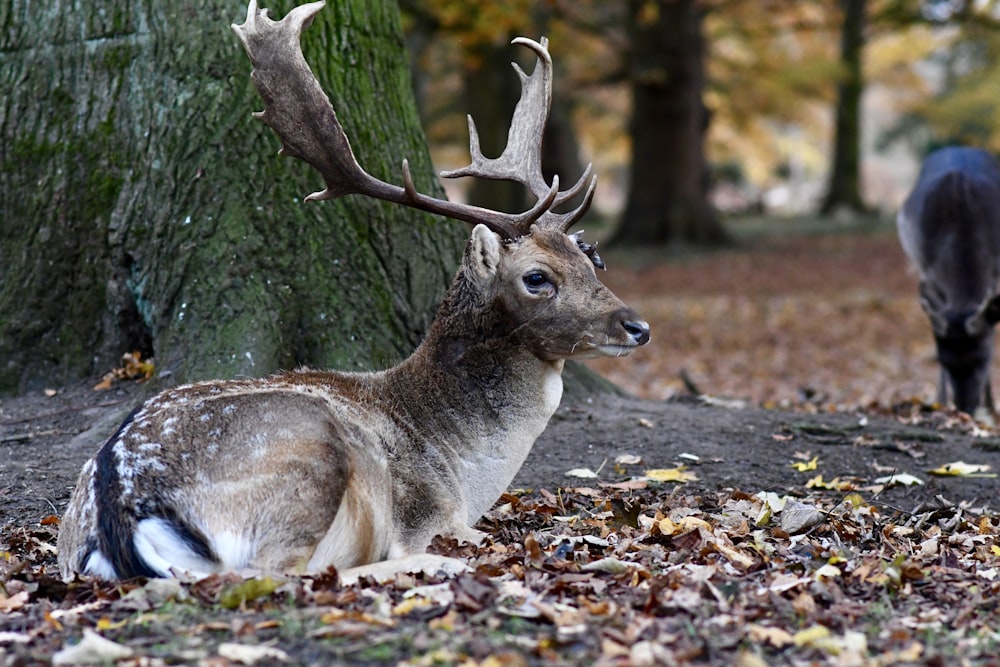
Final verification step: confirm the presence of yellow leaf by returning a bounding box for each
[991,545,1000,557]
[814,563,842,580]
[793,624,831,647]
[806,476,855,491]
[218,577,281,610]
[658,515,711,535]
[644,466,699,483]
[96,617,128,631]
[805,474,833,489]
[393,596,434,617]
[790,456,818,472]
[927,461,996,477]
[842,493,866,507]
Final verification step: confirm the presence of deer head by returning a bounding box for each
[231,0,648,359]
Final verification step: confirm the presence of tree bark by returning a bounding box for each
[611,0,728,247]
[0,0,466,394]
[820,0,868,215]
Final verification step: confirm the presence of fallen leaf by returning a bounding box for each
[805,475,856,491]
[814,563,842,580]
[712,541,755,569]
[52,629,134,666]
[734,651,770,667]
[874,472,923,487]
[748,624,794,647]
[780,502,824,534]
[927,461,996,477]
[219,577,282,609]
[0,591,28,612]
[659,515,712,535]
[218,642,289,664]
[644,466,699,483]
[565,468,598,479]
[581,557,642,574]
[95,617,128,631]
[790,456,819,472]
[793,624,831,647]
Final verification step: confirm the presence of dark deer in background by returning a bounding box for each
[57,0,649,581]
[897,146,1000,415]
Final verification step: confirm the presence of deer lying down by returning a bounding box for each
[57,0,649,581]
[897,146,1000,415]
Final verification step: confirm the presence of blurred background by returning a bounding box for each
[396,0,1000,410]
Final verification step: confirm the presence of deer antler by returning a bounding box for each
[231,0,595,240]
[441,37,596,233]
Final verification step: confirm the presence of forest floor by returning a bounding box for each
[1,217,998,666]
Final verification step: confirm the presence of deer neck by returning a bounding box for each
[382,273,564,519]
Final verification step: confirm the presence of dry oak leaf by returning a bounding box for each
[780,501,825,534]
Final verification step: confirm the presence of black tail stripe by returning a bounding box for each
[93,406,161,579]
[93,406,221,577]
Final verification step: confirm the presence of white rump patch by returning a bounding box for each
[212,531,256,570]
[83,550,118,580]
[134,518,220,578]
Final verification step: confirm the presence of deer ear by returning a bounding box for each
[465,224,501,285]
[919,281,948,337]
[982,293,1000,326]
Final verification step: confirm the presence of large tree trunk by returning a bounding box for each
[0,0,466,394]
[820,0,868,215]
[612,0,728,247]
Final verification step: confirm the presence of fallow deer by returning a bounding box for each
[897,146,1000,415]
[57,0,650,581]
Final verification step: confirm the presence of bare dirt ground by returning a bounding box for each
[2,222,998,666]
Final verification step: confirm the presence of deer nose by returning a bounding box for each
[623,319,651,346]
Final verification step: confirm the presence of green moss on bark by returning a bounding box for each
[0,0,465,394]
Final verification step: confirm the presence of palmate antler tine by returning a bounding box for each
[441,37,595,234]
[233,0,556,240]
[233,0,372,202]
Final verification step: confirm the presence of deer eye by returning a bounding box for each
[523,271,553,295]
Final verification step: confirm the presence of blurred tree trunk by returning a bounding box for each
[611,0,728,247]
[0,0,466,394]
[820,0,868,215]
